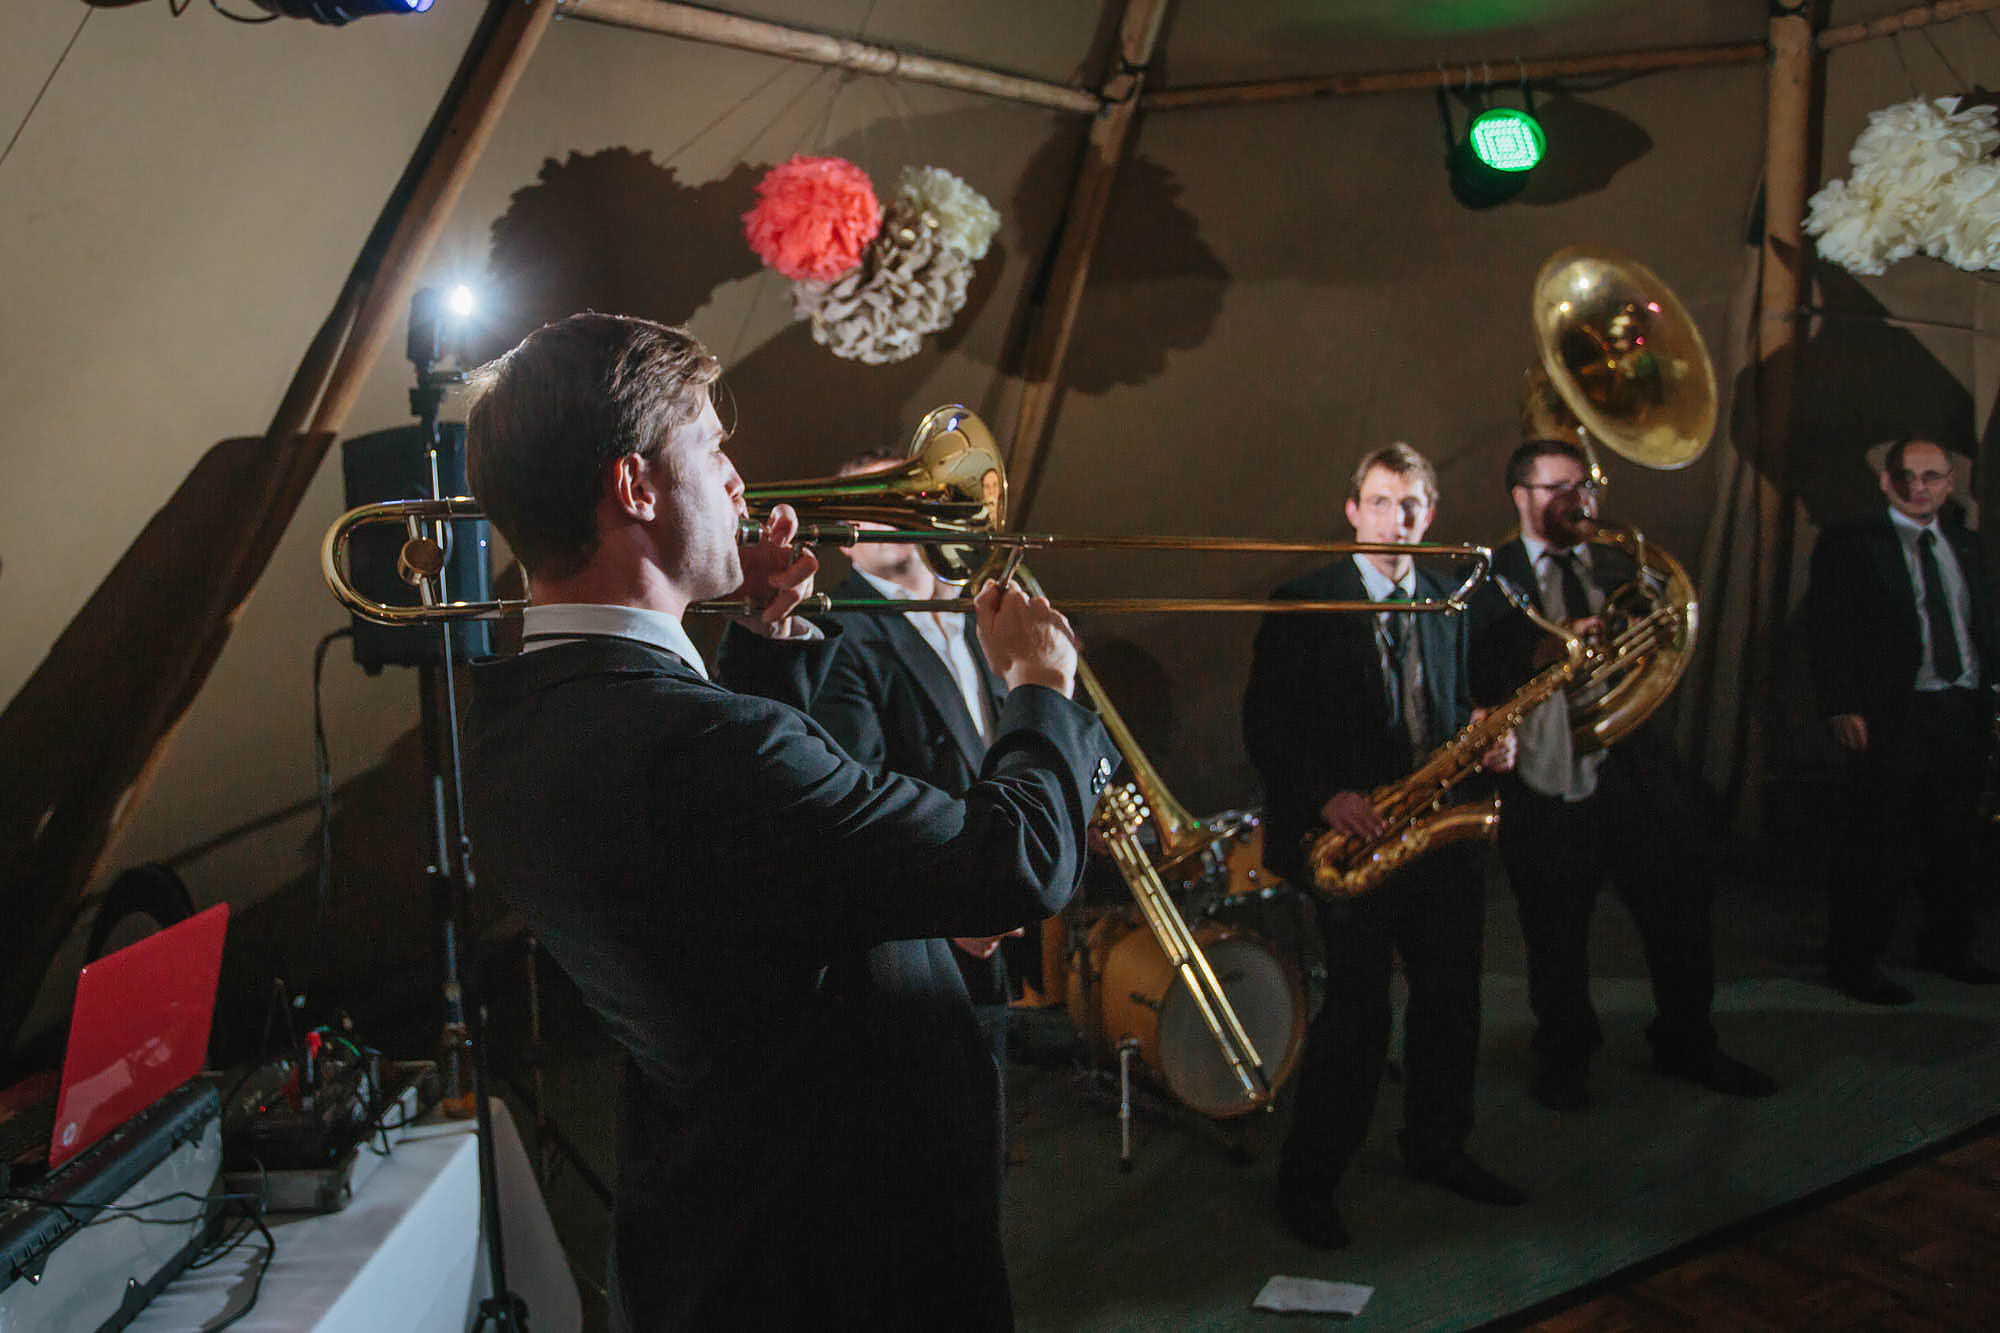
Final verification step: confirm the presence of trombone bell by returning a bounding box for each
[742,404,1006,584]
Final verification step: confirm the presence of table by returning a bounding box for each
[132,1101,580,1332]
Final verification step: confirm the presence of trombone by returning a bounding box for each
[322,405,1490,625]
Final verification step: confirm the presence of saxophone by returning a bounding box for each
[1307,629,1588,898]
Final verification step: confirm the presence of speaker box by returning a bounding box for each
[338,423,492,673]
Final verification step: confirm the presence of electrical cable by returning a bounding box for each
[310,628,351,989]
[1919,16,1972,88]
[0,9,91,178]
[209,0,279,22]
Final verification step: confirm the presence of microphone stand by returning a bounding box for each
[410,350,529,1333]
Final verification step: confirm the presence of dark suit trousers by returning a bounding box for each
[1826,688,1989,973]
[1496,757,1718,1071]
[1279,851,1484,1190]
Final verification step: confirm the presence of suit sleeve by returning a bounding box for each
[801,626,891,777]
[689,684,1115,953]
[1465,581,1543,708]
[1804,527,1865,719]
[1243,608,1376,835]
[713,620,847,711]
[1243,611,1319,826]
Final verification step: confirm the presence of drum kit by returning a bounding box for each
[1065,807,1310,1160]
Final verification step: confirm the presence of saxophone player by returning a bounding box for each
[1467,438,1776,1112]
[1244,443,1524,1251]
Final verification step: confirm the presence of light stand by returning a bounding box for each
[406,285,529,1333]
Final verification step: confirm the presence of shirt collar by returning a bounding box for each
[1352,553,1412,603]
[1887,506,1939,536]
[520,602,709,680]
[854,566,921,601]
[1522,533,1589,570]
[855,567,964,633]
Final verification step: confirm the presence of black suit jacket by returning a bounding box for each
[800,572,1017,1315]
[1463,537,1640,707]
[1806,512,1997,723]
[1243,559,1472,887]
[811,570,1006,792]
[464,629,1110,1331]
[807,571,1010,1007]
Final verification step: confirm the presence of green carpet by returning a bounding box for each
[1002,876,2000,1331]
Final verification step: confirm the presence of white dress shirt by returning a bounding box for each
[1887,507,1979,691]
[1512,537,1606,802]
[854,567,995,746]
[519,602,710,677]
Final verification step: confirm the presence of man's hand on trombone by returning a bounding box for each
[731,503,820,638]
[974,581,1079,697]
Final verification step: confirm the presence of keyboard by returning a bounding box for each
[0,1099,54,1173]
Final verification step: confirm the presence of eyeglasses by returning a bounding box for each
[1518,478,1599,497]
[1895,469,1951,487]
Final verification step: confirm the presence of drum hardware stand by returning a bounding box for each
[1069,928,1268,1169]
[1071,1059,1265,1166]
[404,289,529,1333]
[1116,1037,1139,1172]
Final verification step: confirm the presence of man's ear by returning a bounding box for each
[611,453,658,521]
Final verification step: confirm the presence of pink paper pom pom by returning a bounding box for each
[743,155,883,283]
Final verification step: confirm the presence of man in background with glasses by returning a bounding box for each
[1806,437,2000,1004]
[1469,439,1775,1112]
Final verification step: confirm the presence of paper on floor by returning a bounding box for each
[1253,1275,1373,1315]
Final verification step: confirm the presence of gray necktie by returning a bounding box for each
[1385,590,1429,756]
[1917,529,1965,685]
[1542,549,1591,621]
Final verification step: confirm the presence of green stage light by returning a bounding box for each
[1467,108,1546,172]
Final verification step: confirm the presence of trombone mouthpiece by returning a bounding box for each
[736,517,766,545]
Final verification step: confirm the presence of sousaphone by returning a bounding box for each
[1521,246,1716,753]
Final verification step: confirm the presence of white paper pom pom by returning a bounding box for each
[1922,159,2000,270]
[1809,95,2000,276]
[897,165,1002,261]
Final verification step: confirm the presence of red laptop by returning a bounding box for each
[0,902,227,1176]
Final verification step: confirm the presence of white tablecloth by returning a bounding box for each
[132,1101,580,1332]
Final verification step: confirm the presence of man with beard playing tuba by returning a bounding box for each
[1467,438,1776,1113]
[1245,442,1525,1251]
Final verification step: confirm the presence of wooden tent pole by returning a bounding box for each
[1820,0,2000,48]
[1145,0,2000,113]
[1746,4,1817,828]
[1007,0,1171,529]
[0,0,554,1048]
[555,0,1100,114]
[1145,40,1766,111]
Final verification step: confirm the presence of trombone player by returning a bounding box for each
[456,313,1115,1329]
[1244,442,1525,1252]
[1467,438,1775,1112]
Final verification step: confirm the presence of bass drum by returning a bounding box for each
[1069,911,1305,1119]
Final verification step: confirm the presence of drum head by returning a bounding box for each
[1156,933,1303,1118]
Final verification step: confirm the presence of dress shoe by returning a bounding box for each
[1274,1175,1351,1250]
[1406,1152,1528,1207]
[1828,969,1916,1006]
[1653,1047,1778,1098]
[1913,952,2000,985]
[1531,1063,1589,1111]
